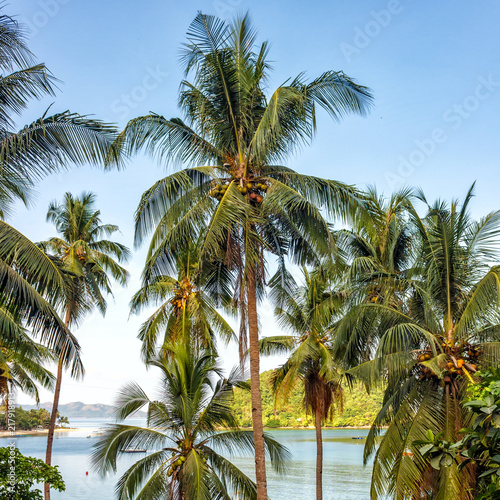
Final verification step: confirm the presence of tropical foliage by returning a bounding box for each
[2,6,499,500]
[0,4,121,459]
[130,238,235,362]
[0,11,121,218]
[0,328,55,405]
[334,185,500,499]
[231,370,384,428]
[260,267,347,499]
[93,344,289,500]
[0,0,122,364]
[111,12,372,498]
[40,191,129,500]
[417,369,500,499]
[0,447,65,499]
[0,406,68,430]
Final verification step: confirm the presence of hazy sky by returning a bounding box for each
[6,1,500,405]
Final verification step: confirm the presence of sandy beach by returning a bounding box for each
[0,427,78,438]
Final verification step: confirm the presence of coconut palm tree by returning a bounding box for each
[334,185,500,499]
[260,267,345,500]
[332,187,416,367]
[0,6,122,428]
[40,191,130,500]
[92,343,289,500]
[0,221,84,382]
[335,186,414,298]
[0,299,55,409]
[130,238,236,362]
[111,13,372,497]
[0,329,55,407]
[0,9,121,218]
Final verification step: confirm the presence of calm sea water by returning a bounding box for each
[0,419,374,499]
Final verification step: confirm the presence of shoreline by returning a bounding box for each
[0,425,376,438]
[264,425,372,430]
[0,427,79,438]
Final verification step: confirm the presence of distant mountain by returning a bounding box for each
[17,402,146,418]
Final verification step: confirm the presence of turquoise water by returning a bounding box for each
[0,419,374,499]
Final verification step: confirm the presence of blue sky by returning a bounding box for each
[6,1,500,405]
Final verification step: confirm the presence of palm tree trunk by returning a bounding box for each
[4,392,8,422]
[247,268,267,499]
[315,410,323,500]
[44,310,70,500]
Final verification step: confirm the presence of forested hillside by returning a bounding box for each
[232,371,384,428]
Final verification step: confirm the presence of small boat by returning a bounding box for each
[351,437,364,440]
[121,448,147,453]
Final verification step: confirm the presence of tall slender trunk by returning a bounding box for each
[315,410,323,500]
[4,392,8,422]
[247,268,267,499]
[44,310,70,500]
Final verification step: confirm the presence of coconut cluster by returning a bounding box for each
[166,451,208,477]
[167,454,186,477]
[170,278,196,312]
[209,183,229,201]
[417,342,480,383]
[209,179,268,204]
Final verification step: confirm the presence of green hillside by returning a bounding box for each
[232,371,384,428]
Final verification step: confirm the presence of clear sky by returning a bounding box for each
[6,1,500,405]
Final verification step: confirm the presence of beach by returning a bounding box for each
[0,427,78,438]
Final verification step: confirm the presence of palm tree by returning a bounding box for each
[0,9,124,215]
[92,343,289,500]
[260,267,344,500]
[0,6,123,425]
[111,13,372,497]
[334,185,500,499]
[0,327,55,407]
[40,192,130,500]
[0,9,122,217]
[0,221,84,385]
[130,238,236,362]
